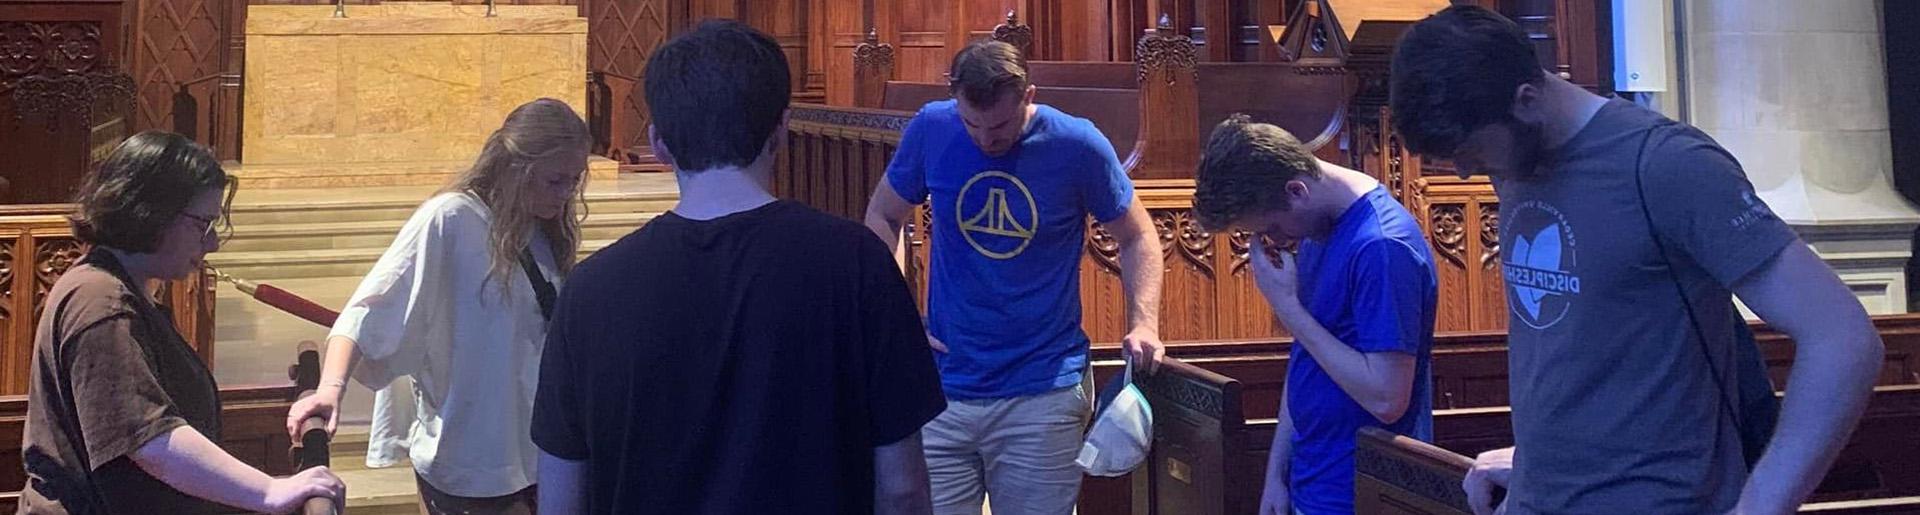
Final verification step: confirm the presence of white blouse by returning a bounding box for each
[331,192,560,497]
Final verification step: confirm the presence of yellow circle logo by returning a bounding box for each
[955,170,1038,259]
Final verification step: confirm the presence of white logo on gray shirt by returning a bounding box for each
[1504,201,1581,330]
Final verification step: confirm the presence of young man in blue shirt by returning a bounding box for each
[865,39,1165,514]
[1192,115,1438,515]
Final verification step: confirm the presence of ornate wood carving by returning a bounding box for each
[1139,367,1225,419]
[990,10,1032,54]
[1277,0,1349,74]
[1388,133,1407,202]
[1430,204,1466,267]
[1150,209,1215,275]
[1229,230,1254,275]
[0,239,12,324]
[790,105,912,132]
[32,239,86,316]
[1135,15,1197,86]
[1480,205,1500,269]
[0,22,105,86]
[1152,209,1178,259]
[2,22,131,128]
[12,71,135,128]
[1088,220,1121,275]
[852,27,894,69]
[1353,439,1476,512]
[850,27,895,109]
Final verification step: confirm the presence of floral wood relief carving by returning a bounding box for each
[2,22,131,128]
[1429,204,1466,267]
[991,11,1033,53]
[852,28,894,70]
[0,239,13,323]
[0,22,103,84]
[33,239,88,321]
[1480,206,1500,269]
[1135,15,1197,86]
[1088,221,1121,275]
[1387,133,1406,201]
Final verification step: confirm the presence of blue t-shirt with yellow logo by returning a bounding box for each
[884,100,1135,400]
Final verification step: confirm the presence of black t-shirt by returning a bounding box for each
[531,200,946,515]
[21,249,227,514]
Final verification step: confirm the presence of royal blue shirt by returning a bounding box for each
[1286,186,1438,514]
[884,100,1134,400]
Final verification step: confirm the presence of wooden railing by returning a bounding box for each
[0,205,216,395]
[289,341,337,515]
[1354,426,1480,515]
[0,206,319,512]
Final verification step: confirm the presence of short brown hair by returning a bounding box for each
[947,40,1028,107]
[1193,114,1321,231]
[70,131,233,252]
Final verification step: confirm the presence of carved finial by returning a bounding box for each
[865,27,879,43]
[992,10,1034,52]
[1157,13,1173,31]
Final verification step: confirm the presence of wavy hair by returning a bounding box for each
[441,98,591,290]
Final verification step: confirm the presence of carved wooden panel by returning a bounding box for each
[0,207,213,394]
[584,0,678,159]
[0,5,129,205]
[131,0,229,139]
[1417,176,1505,332]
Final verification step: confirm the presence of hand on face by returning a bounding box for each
[1249,238,1299,306]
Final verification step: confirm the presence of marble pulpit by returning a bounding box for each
[235,2,617,188]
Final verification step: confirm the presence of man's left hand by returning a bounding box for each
[1122,327,1165,374]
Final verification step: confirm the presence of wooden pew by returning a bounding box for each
[877,80,1144,159]
[1139,356,1920,515]
[1128,358,1257,514]
[1354,426,1477,515]
[1357,421,1920,515]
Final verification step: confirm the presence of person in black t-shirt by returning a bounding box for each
[530,20,947,515]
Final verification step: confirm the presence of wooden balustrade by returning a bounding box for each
[0,206,306,513]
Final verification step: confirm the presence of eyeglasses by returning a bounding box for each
[180,211,231,244]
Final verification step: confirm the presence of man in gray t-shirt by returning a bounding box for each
[1388,6,1886,515]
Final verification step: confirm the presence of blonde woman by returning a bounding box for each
[286,98,591,514]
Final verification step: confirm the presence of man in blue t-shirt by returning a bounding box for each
[865,39,1166,514]
[1192,115,1438,515]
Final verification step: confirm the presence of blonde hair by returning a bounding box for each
[442,98,591,290]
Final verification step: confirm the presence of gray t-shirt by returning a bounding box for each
[1495,99,1798,514]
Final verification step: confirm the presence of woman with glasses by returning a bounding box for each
[19,131,346,514]
[285,98,591,514]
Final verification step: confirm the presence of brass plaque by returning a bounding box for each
[1167,457,1191,484]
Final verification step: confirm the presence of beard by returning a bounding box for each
[1505,120,1548,179]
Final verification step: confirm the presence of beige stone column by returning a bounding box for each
[1686,0,1918,314]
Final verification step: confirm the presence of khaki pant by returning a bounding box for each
[925,385,1091,515]
[415,474,536,515]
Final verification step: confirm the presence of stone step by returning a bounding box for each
[217,211,656,252]
[207,239,619,281]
